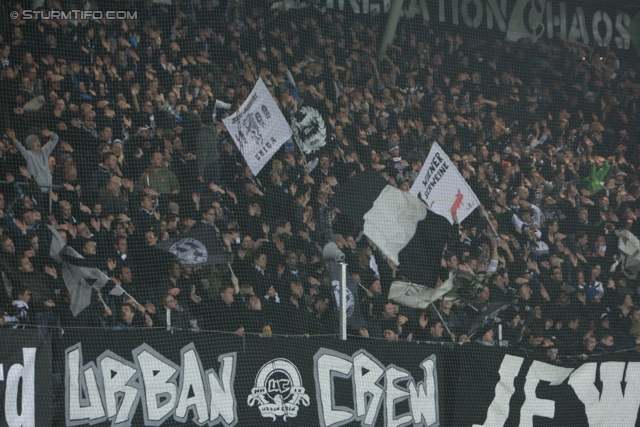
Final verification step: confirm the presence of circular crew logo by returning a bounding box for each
[247,358,310,421]
[168,238,208,265]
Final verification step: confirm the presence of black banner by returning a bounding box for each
[58,329,640,426]
[60,330,456,427]
[454,345,640,427]
[0,328,52,427]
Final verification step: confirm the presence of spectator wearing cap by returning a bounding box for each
[474,323,496,346]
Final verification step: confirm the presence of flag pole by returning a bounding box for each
[340,261,347,341]
[481,206,499,237]
[96,292,108,309]
[429,302,453,340]
[123,290,140,307]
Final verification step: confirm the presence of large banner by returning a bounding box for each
[454,346,640,427]
[320,0,635,52]
[0,329,52,427]
[58,330,640,426]
[61,330,451,427]
[410,142,480,224]
[222,78,292,175]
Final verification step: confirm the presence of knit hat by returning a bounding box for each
[501,306,519,324]
[24,134,40,150]
[475,322,494,338]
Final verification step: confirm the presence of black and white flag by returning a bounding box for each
[47,225,111,316]
[155,226,227,268]
[290,106,327,154]
[619,229,640,279]
[327,261,367,330]
[333,172,451,287]
[223,78,292,175]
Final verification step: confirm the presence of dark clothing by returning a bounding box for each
[204,298,243,332]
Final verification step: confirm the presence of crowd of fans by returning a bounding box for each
[0,0,639,362]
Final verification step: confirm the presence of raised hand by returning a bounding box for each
[44,266,58,279]
[19,166,31,178]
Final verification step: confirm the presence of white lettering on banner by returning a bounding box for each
[569,362,640,427]
[314,349,439,427]
[315,351,354,426]
[207,353,237,425]
[407,357,438,426]
[478,355,640,426]
[66,345,107,425]
[134,346,179,425]
[65,343,238,427]
[97,351,141,427]
[353,353,385,426]
[322,0,632,50]
[472,355,523,427]
[174,346,209,424]
[4,348,36,427]
[519,361,574,427]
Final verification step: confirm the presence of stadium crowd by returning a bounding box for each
[0,0,640,362]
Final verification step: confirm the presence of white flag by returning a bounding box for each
[223,78,292,175]
[410,142,479,224]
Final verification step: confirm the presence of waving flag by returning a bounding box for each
[410,142,480,224]
[48,225,111,316]
[333,172,451,286]
[155,226,227,268]
[223,78,292,175]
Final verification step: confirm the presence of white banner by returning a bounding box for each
[410,142,479,224]
[223,78,292,175]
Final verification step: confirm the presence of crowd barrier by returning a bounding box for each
[2,328,640,426]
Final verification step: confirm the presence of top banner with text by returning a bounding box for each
[313,0,636,51]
